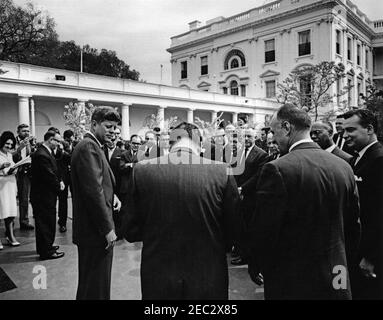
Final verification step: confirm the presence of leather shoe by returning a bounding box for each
[40,251,65,260]
[52,245,60,251]
[20,223,34,231]
[59,226,67,233]
[231,257,248,266]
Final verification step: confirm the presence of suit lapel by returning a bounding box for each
[353,143,381,174]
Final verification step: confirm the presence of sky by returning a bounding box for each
[13,0,382,85]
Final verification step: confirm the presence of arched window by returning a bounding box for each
[224,50,246,70]
[230,58,239,69]
[230,80,239,96]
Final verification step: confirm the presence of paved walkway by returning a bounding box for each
[0,203,263,300]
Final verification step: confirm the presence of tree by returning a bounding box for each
[361,84,383,141]
[277,61,351,120]
[63,101,96,140]
[0,0,58,61]
[0,0,140,81]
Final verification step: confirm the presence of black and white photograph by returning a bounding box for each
[1,0,383,305]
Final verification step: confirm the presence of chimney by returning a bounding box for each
[188,20,202,31]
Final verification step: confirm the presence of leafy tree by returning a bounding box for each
[0,0,58,61]
[361,84,383,141]
[277,61,351,121]
[0,0,140,80]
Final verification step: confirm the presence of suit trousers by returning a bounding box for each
[33,202,57,257]
[16,172,31,225]
[58,182,71,227]
[76,245,114,300]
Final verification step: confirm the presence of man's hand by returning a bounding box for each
[360,257,376,278]
[60,181,65,191]
[113,194,121,212]
[0,162,11,170]
[105,229,117,250]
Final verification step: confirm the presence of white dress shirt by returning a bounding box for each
[354,141,378,166]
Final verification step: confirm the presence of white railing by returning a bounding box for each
[170,0,282,46]
[258,1,281,14]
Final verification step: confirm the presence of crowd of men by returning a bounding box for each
[1,103,382,300]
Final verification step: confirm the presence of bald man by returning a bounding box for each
[310,121,352,164]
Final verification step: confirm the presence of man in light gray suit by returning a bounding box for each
[121,122,240,300]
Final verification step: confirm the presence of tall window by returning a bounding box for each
[201,56,208,75]
[336,30,341,55]
[230,80,239,95]
[347,38,352,60]
[181,61,187,79]
[265,80,276,98]
[357,81,362,105]
[265,39,275,63]
[357,44,361,65]
[240,85,246,97]
[298,30,311,56]
[336,79,341,106]
[300,76,312,106]
[223,87,228,94]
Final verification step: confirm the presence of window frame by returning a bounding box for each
[200,56,208,75]
[265,38,276,63]
[181,61,188,79]
[298,30,311,56]
[265,80,276,98]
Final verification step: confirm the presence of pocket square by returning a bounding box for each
[354,175,363,182]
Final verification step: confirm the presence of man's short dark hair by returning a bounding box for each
[276,104,312,131]
[0,131,16,149]
[91,106,121,124]
[48,127,60,134]
[63,129,74,140]
[44,130,57,142]
[17,124,29,132]
[238,116,247,124]
[170,122,202,143]
[130,134,139,141]
[343,109,378,133]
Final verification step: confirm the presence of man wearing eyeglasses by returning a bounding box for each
[120,135,142,206]
[30,130,65,260]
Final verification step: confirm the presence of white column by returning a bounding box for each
[187,108,194,123]
[18,95,30,126]
[30,98,36,137]
[232,112,238,124]
[157,106,166,130]
[121,104,131,140]
[211,111,217,122]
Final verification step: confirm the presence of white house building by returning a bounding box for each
[167,0,383,111]
[0,60,279,140]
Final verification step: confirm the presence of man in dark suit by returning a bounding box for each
[120,135,142,202]
[137,130,159,161]
[247,104,360,300]
[343,109,383,300]
[31,130,65,260]
[121,122,240,300]
[310,121,352,163]
[57,129,74,233]
[13,124,35,230]
[231,128,268,269]
[71,106,121,300]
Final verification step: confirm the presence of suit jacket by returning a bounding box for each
[331,145,353,164]
[248,142,360,300]
[120,148,138,196]
[55,148,72,185]
[71,133,116,247]
[104,146,123,197]
[235,145,269,196]
[13,137,35,178]
[121,148,240,299]
[30,145,60,208]
[352,142,383,270]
